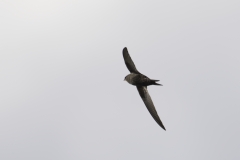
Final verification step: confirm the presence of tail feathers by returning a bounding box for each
[150,79,163,86]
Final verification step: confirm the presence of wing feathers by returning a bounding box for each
[137,86,166,130]
[123,47,141,74]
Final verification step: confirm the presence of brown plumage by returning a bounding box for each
[123,47,166,130]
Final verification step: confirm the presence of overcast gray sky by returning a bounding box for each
[1,0,240,160]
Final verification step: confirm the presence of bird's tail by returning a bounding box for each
[150,79,163,86]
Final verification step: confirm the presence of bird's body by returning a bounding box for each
[122,47,166,130]
[125,73,148,86]
[125,73,161,86]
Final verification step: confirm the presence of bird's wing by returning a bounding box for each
[122,47,141,74]
[136,86,166,130]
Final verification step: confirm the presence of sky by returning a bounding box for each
[1,0,240,159]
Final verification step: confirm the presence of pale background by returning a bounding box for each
[1,1,240,159]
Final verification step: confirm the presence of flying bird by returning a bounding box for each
[123,47,166,130]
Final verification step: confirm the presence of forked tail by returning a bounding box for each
[150,79,163,86]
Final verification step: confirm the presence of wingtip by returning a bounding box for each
[161,126,166,131]
[159,122,166,130]
[123,47,127,52]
